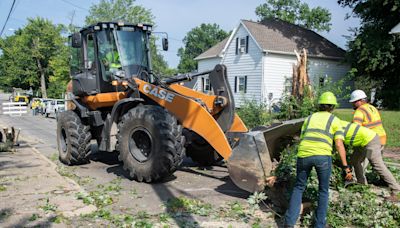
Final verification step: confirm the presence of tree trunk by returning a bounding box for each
[292,49,312,99]
[36,58,47,98]
[32,38,47,98]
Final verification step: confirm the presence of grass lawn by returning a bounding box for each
[334,109,400,148]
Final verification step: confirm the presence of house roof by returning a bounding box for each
[389,22,400,34]
[243,19,345,58]
[194,37,229,60]
[195,19,346,60]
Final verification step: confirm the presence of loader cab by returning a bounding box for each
[68,22,153,96]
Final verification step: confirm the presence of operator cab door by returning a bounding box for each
[71,32,99,96]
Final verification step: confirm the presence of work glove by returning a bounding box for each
[342,166,353,181]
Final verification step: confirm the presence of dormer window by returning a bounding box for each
[239,38,246,52]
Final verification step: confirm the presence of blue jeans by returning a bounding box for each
[284,155,332,228]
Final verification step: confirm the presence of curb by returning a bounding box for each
[31,147,83,192]
[31,145,98,217]
[0,121,98,217]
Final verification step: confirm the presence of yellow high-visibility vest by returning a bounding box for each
[353,103,386,145]
[298,111,344,158]
[31,101,38,109]
[106,51,121,69]
[341,120,377,147]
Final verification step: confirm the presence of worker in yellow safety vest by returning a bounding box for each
[31,99,40,116]
[104,50,121,71]
[341,120,400,202]
[349,89,386,146]
[284,92,352,228]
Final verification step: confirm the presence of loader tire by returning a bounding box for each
[57,110,92,165]
[185,133,223,166]
[117,105,185,182]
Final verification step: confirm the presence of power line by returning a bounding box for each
[60,0,89,11]
[0,0,17,37]
[11,0,20,14]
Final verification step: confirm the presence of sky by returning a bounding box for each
[0,0,360,68]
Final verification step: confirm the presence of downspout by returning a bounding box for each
[261,51,265,106]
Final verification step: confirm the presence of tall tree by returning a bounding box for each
[85,0,171,75]
[255,0,332,32]
[85,0,154,25]
[338,0,400,109]
[47,43,70,98]
[177,23,228,73]
[0,18,66,98]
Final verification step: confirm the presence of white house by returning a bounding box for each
[193,19,350,107]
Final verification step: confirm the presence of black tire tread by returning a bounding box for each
[57,111,92,165]
[117,105,185,182]
[185,134,223,166]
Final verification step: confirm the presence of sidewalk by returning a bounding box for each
[0,145,96,227]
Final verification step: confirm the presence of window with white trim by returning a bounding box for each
[203,77,210,92]
[234,76,247,93]
[240,38,246,52]
[235,36,249,54]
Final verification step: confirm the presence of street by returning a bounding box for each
[0,93,262,227]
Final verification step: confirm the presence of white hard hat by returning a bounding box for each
[349,90,367,102]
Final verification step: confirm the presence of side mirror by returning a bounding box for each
[71,32,82,48]
[162,37,168,51]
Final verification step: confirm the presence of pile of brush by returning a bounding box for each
[0,127,19,152]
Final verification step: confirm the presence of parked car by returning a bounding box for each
[44,99,65,118]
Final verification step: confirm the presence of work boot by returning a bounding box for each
[386,192,400,203]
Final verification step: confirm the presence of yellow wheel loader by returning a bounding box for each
[58,22,303,193]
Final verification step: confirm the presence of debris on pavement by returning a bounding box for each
[0,145,96,227]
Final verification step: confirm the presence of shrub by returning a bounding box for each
[277,75,352,120]
[237,98,272,129]
[273,145,400,227]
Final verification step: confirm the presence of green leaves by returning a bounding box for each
[255,0,332,32]
[0,17,67,97]
[177,23,228,73]
[275,143,400,227]
[40,198,58,213]
[85,0,154,25]
[247,192,268,212]
[237,98,272,129]
[328,186,400,227]
[339,0,400,109]
[165,197,213,216]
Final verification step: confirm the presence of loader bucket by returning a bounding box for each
[227,118,304,193]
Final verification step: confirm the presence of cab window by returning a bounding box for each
[69,37,83,74]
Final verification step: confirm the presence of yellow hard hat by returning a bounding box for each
[318,91,338,105]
